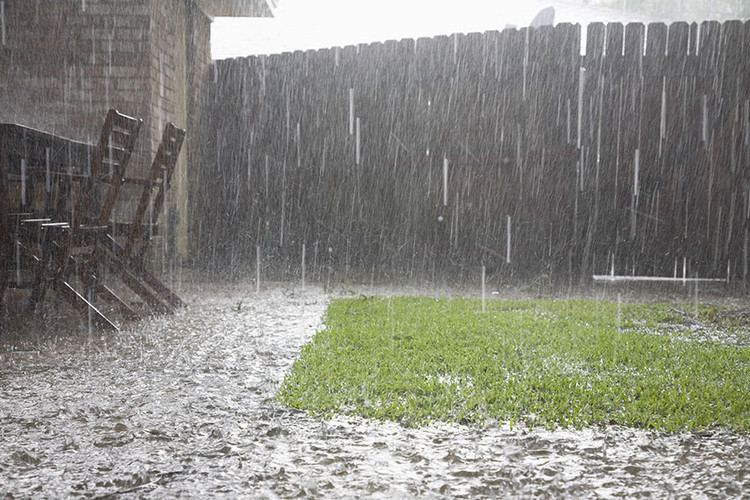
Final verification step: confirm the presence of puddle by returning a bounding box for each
[1,283,749,498]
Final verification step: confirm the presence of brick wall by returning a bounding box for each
[185,1,211,259]
[0,0,213,260]
[0,0,153,168]
[148,0,211,259]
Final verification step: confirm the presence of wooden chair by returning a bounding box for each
[27,110,143,326]
[86,121,187,315]
[125,122,186,264]
[8,111,186,330]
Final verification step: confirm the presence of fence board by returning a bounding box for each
[196,20,749,285]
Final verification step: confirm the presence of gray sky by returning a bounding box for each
[210,0,660,59]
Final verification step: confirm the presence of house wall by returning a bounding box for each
[0,0,212,260]
[184,1,212,260]
[0,0,153,167]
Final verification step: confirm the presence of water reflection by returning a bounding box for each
[1,284,748,498]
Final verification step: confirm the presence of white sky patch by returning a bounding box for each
[211,0,660,59]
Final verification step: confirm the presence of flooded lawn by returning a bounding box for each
[1,283,749,498]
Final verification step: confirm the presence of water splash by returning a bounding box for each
[2,285,747,498]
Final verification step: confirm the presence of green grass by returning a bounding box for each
[277,296,750,432]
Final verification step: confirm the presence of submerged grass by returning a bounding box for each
[277,297,750,432]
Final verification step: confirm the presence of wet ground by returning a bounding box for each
[1,282,750,498]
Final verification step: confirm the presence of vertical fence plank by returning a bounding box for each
[641,23,667,274]
[663,22,690,276]
[582,22,605,275]
[715,21,744,275]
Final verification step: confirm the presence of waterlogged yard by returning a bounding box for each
[3,284,750,497]
[279,297,750,432]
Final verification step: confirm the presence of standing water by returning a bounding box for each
[1,283,748,498]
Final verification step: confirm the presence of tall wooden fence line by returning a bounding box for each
[194,20,750,285]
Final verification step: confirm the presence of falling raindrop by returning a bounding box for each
[579,147,585,192]
[453,33,458,64]
[443,157,449,206]
[481,265,486,313]
[522,29,528,100]
[355,117,360,165]
[726,260,731,283]
[90,25,96,65]
[108,133,114,177]
[301,243,306,289]
[506,215,511,264]
[744,99,749,146]
[15,240,21,286]
[264,155,269,198]
[630,149,639,239]
[0,1,5,46]
[452,202,460,248]
[313,240,319,280]
[163,168,168,270]
[701,94,708,143]
[148,189,154,240]
[659,76,666,143]
[45,148,51,194]
[349,87,354,135]
[20,159,27,208]
[280,160,286,246]
[256,245,261,292]
[106,36,112,109]
[633,149,640,200]
[577,67,585,149]
[247,148,253,190]
[87,289,93,339]
[296,122,301,168]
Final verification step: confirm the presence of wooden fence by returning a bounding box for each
[194,20,750,285]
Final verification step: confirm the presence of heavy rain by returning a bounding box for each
[2,0,750,498]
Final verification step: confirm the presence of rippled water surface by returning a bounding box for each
[1,283,749,498]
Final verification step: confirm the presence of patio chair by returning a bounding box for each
[27,109,142,324]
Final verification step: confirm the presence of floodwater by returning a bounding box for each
[1,283,749,498]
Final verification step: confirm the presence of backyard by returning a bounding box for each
[1,281,749,498]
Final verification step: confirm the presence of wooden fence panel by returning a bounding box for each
[195,20,748,286]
